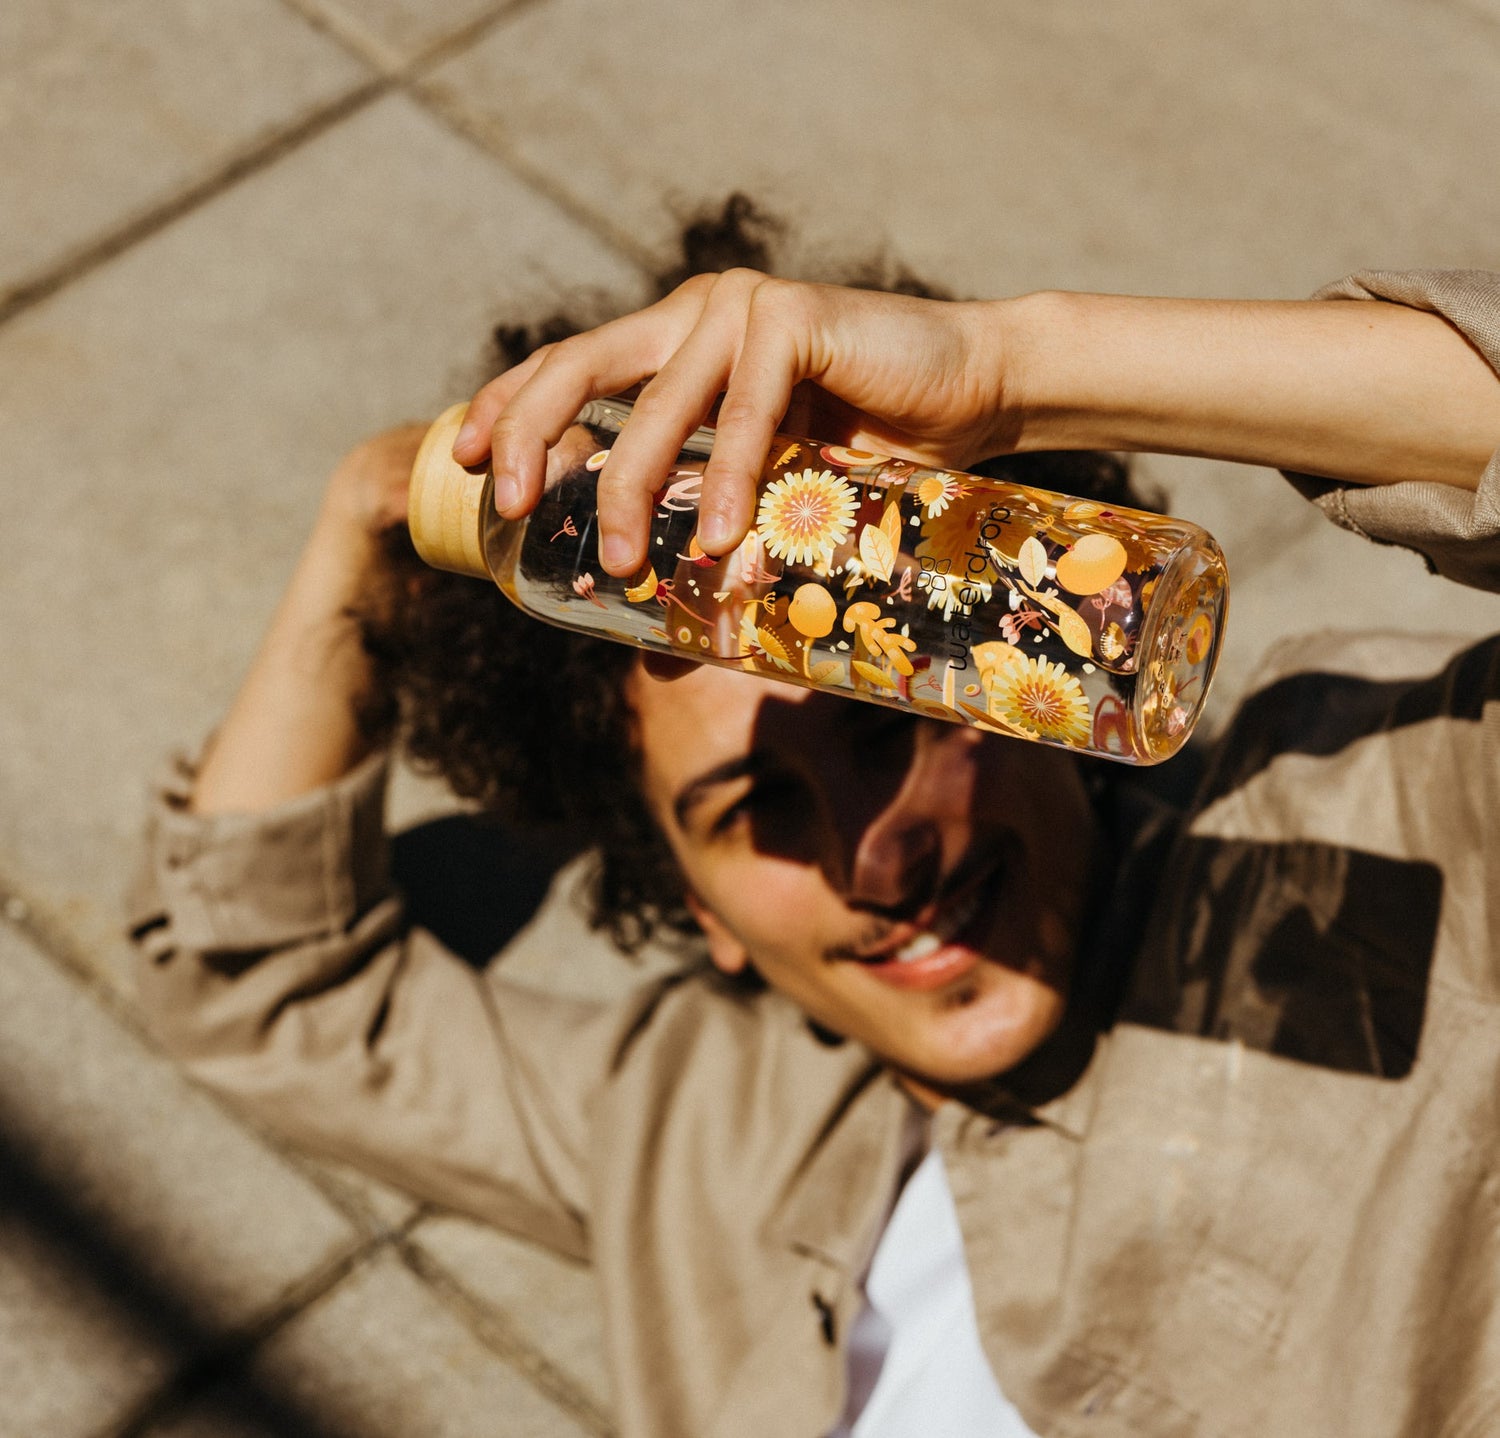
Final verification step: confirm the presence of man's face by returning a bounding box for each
[627,659,1102,1094]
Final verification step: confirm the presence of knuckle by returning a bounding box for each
[594,465,647,504]
[533,339,578,380]
[746,274,802,323]
[468,374,510,413]
[709,268,771,313]
[677,271,718,300]
[628,377,690,421]
[716,265,768,291]
[713,392,765,433]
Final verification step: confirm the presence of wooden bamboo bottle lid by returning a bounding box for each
[407,402,493,580]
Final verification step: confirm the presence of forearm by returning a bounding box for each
[191,426,425,815]
[1001,289,1500,491]
[192,512,382,814]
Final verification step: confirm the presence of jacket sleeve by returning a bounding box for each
[1285,268,1500,592]
[128,748,642,1260]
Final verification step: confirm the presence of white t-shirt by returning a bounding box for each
[828,1147,1039,1437]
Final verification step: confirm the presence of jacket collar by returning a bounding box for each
[765,1055,916,1275]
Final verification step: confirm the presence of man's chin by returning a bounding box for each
[889,967,1069,1093]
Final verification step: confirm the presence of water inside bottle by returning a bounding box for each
[495,418,1226,764]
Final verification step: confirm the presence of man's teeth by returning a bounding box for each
[894,932,942,964]
[891,890,983,963]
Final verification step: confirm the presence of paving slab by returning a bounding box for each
[426,0,1500,301]
[0,921,361,1437]
[0,0,369,308]
[411,1214,612,1415]
[145,1249,600,1438]
[0,91,647,994]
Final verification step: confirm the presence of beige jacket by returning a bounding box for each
[133,270,1500,1438]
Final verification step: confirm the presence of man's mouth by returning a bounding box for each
[888,885,986,963]
[836,859,1007,991]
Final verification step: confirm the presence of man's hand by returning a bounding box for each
[320,423,430,546]
[452,272,1500,584]
[450,270,1014,576]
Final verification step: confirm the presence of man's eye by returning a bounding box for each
[712,776,802,834]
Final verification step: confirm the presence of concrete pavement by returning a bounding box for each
[3,0,1498,1431]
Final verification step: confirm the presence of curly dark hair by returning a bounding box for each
[358,196,1141,954]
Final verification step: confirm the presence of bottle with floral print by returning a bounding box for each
[409,397,1228,764]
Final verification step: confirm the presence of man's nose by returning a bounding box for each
[840,725,982,914]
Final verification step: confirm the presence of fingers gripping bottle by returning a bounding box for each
[408,398,1227,764]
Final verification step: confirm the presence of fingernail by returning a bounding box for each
[493,474,520,512]
[698,512,731,552]
[601,534,633,571]
[453,421,478,454]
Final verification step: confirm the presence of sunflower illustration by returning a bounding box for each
[756,468,859,570]
[986,655,1092,747]
[914,472,970,518]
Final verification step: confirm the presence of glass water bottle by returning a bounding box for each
[408,398,1228,764]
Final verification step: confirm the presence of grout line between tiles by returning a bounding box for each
[0,868,406,1239]
[0,0,650,336]
[274,0,662,276]
[275,0,541,77]
[409,81,663,276]
[103,1217,423,1438]
[4,862,609,1431]
[395,1233,615,1436]
[0,76,390,330]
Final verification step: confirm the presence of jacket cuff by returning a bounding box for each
[141,748,394,952]
[1285,268,1500,592]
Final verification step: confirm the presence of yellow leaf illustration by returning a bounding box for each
[776,443,801,468]
[1053,607,1094,658]
[1016,578,1095,660]
[1018,535,1049,588]
[755,626,796,672]
[880,500,903,552]
[809,659,847,685]
[955,700,1034,737]
[851,660,898,689]
[624,566,659,603]
[858,523,896,584]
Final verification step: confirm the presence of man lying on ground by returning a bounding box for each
[134,207,1500,1437]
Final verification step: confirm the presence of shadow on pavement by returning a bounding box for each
[0,1116,348,1438]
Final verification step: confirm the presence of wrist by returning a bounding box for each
[967,290,1107,458]
[986,289,1143,456]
